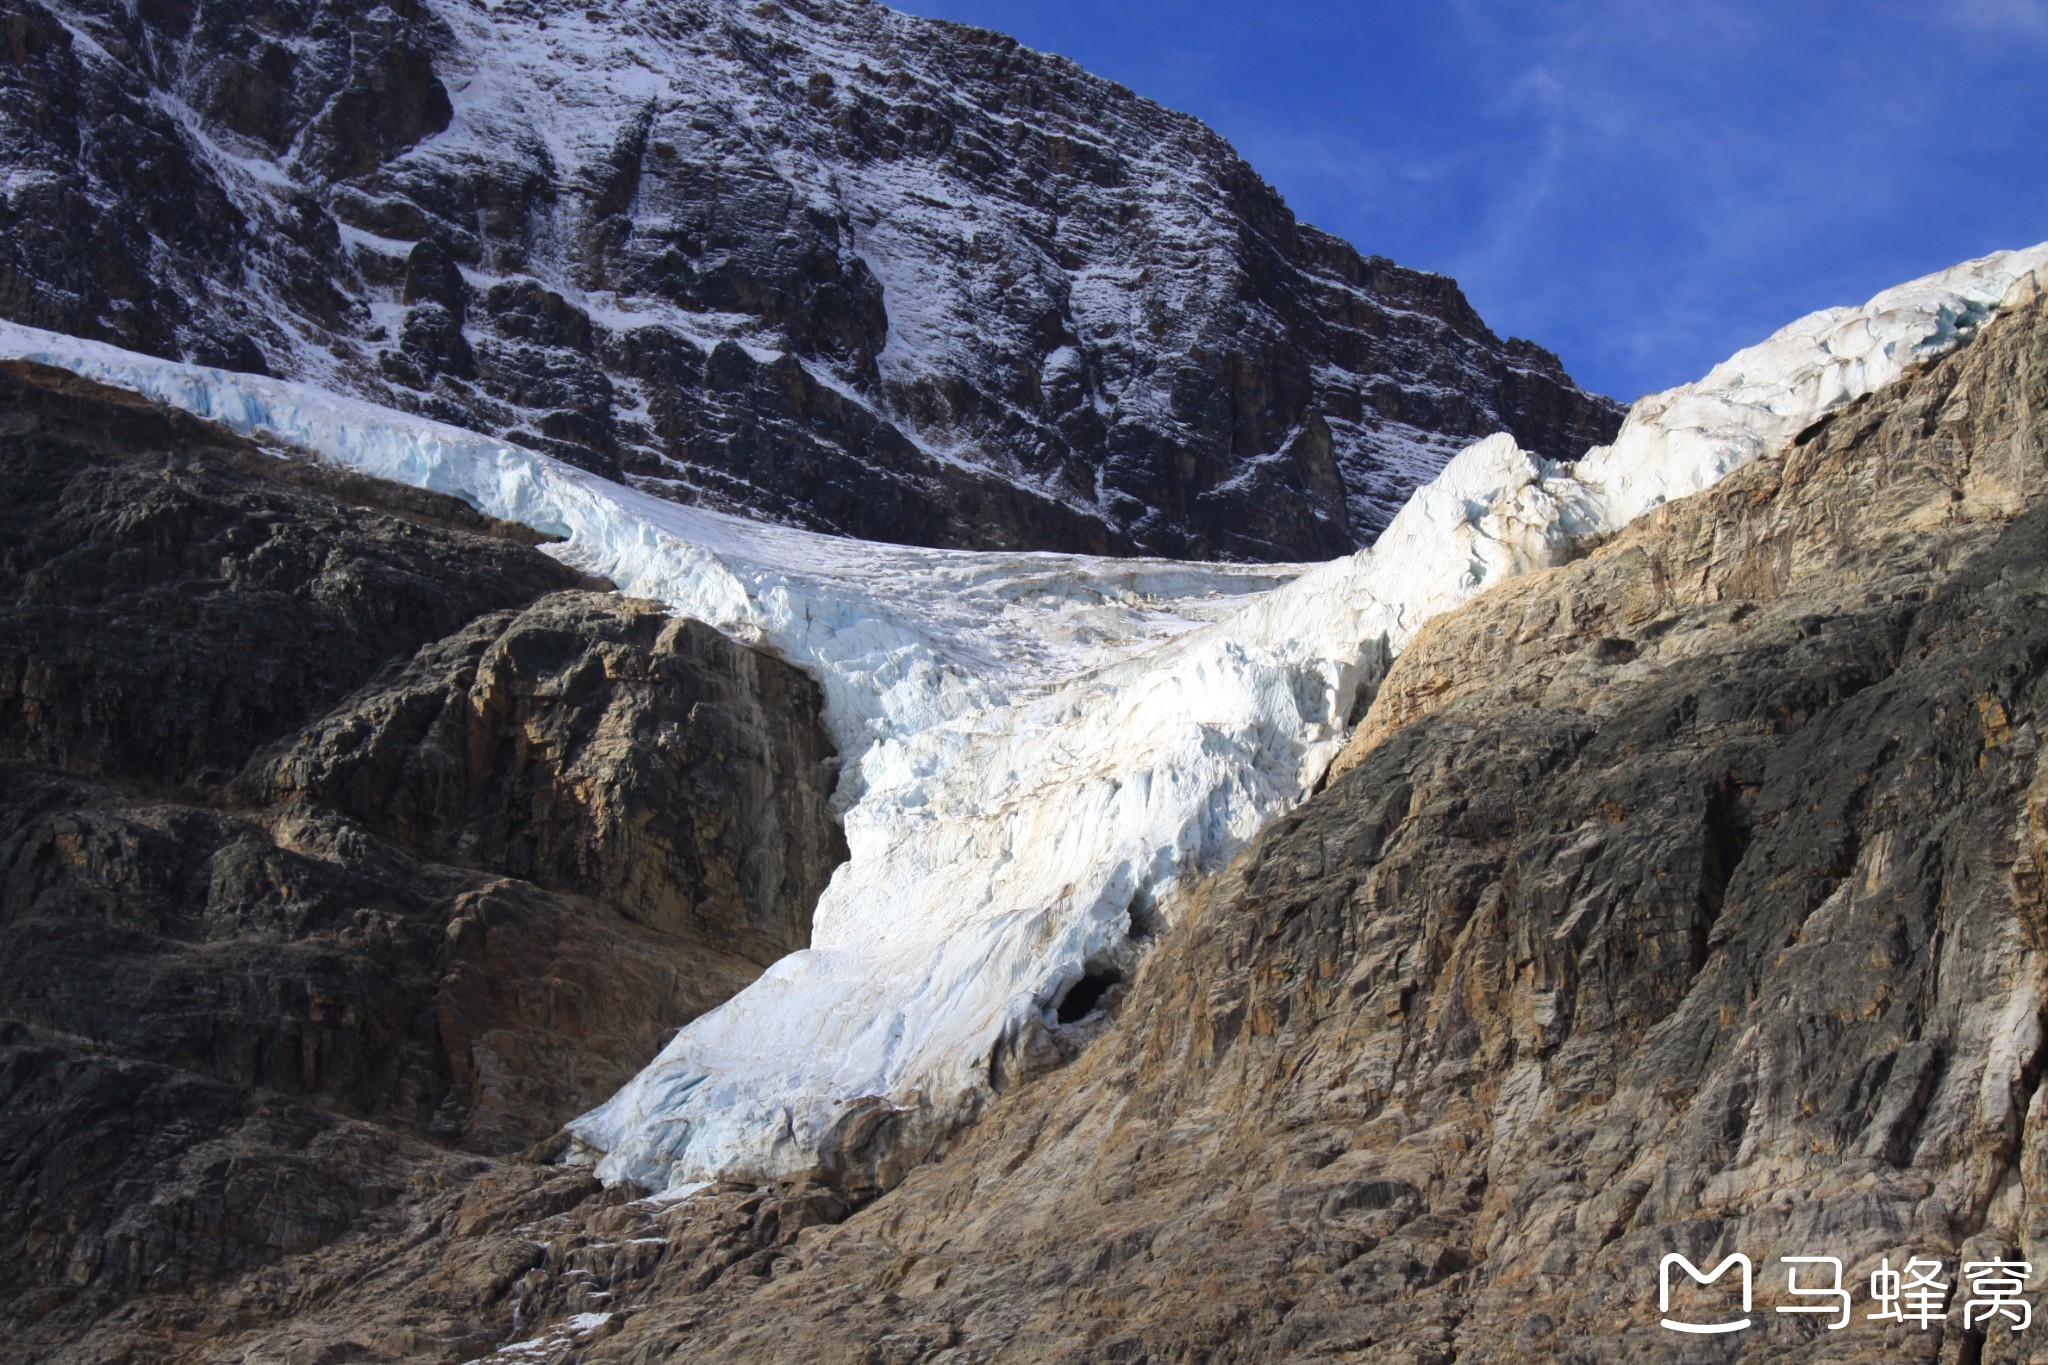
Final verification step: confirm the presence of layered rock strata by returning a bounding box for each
[0,362,844,1356]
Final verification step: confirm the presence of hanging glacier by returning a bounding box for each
[2,242,2042,1192]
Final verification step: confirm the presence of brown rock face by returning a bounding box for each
[256,593,844,964]
[0,364,845,1355]
[45,277,2048,1364]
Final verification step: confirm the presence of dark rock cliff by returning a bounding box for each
[32,268,2048,1364]
[0,363,845,1354]
[0,0,1621,561]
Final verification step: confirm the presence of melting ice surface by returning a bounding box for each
[4,243,2043,1191]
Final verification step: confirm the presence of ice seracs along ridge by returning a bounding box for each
[2,244,2043,1194]
[573,242,2048,1193]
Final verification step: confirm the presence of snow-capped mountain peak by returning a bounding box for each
[0,0,1621,561]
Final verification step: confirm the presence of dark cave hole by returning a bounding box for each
[1055,966,1122,1024]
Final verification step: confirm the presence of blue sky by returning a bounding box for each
[894,0,2048,402]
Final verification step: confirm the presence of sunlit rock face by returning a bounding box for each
[0,0,1621,561]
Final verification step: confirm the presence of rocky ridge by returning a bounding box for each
[0,0,1622,560]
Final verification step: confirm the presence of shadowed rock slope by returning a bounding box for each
[0,0,1621,560]
[40,271,2048,1364]
[0,362,845,1357]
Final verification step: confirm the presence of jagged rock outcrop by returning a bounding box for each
[0,0,1621,560]
[40,253,2048,1365]
[0,363,845,1356]
[255,592,844,964]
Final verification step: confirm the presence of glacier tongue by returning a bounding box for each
[4,242,2044,1192]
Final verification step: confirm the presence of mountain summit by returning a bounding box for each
[0,0,1620,558]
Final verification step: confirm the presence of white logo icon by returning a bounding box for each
[1656,1249,2034,1334]
[1660,1253,1753,1335]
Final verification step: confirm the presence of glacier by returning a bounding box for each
[3,241,2043,1192]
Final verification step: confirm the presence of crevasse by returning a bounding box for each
[4,243,2042,1191]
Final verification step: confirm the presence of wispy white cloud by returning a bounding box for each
[1944,0,2048,43]
[1407,0,2011,394]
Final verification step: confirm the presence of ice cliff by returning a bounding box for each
[4,242,2043,1192]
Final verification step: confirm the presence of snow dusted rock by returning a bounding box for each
[3,246,2040,1197]
[0,0,1621,560]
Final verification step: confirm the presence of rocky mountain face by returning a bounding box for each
[18,267,2044,1364]
[0,362,845,1355]
[0,0,1621,560]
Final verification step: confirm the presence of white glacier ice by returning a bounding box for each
[3,241,2043,1192]
[1575,246,2048,527]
